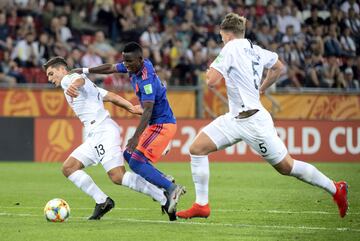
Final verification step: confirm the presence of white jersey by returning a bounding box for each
[210,38,278,116]
[61,73,109,134]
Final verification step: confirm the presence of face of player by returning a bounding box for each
[122,52,143,73]
[46,66,67,87]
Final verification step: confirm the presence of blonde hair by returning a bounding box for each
[220,13,247,37]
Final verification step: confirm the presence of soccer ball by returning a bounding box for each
[44,198,70,222]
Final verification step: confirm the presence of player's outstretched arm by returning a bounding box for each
[103,91,143,115]
[66,78,85,98]
[259,60,284,94]
[70,64,118,75]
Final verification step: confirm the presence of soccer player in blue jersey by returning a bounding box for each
[72,42,185,220]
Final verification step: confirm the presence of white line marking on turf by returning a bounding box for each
[1,206,359,215]
[0,212,359,233]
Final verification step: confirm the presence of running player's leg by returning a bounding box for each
[62,152,113,220]
[98,119,169,207]
[62,156,108,205]
[105,160,167,206]
[128,124,185,213]
[123,148,175,183]
[273,154,348,218]
[247,110,348,218]
[177,115,231,219]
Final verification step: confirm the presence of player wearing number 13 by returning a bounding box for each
[71,42,186,220]
[43,56,173,220]
[176,13,348,219]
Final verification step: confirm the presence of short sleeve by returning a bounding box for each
[210,44,232,77]
[97,87,108,98]
[260,48,278,69]
[60,73,82,90]
[138,79,155,102]
[115,62,128,73]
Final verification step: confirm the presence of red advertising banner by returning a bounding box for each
[35,118,83,162]
[34,118,359,163]
[0,89,195,118]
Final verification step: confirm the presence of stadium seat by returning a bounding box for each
[33,68,48,83]
[20,67,34,83]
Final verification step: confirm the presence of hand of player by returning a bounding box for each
[126,136,139,153]
[69,68,83,74]
[66,84,79,98]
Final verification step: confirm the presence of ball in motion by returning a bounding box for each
[44,198,70,222]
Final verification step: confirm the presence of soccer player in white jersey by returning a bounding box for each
[43,56,171,220]
[177,13,348,219]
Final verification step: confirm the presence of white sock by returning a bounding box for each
[290,160,336,195]
[67,170,108,204]
[190,154,209,205]
[122,172,167,205]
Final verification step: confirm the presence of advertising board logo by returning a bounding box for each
[3,90,39,116]
[41,120,75,162]
[41,91,64,116]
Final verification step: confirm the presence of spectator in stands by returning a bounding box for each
[140,25,162,64]
[37,32,52,65]
[340,27,357,57]
[305,49,328,87]
[261,3,278,29]
[281,25,297,44]
[340,0,359,14]
[58,15,73,43]
[255,22,272,49]
[0,12,9,50]
[66,48,83,69]
[42,1,57,30]
[118,4,140,42]
[0,62,16,85]
[278,41,302,88]
[11,31,39,67]
[344,67,359,89]
[305,5,325,29]
[324,23,343,57]
[81,44,103,83]
[81,44,103,68]
[344,7,360,45]
[323,55,346,88]
[277,6,290,34]
[18,15,36,36]
[93,30,117,61]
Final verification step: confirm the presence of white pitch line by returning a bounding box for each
[1,206,359,215]
[0,212,359,233]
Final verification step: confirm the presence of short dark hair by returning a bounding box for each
[43,56,68,71]
[123,42,143,56]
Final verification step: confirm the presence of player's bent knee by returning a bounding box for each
[273,157,293,176]
[107,166,126,185]
[189,143,208,155]
[62,156,83,177]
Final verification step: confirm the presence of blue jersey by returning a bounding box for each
[115,59,176,125]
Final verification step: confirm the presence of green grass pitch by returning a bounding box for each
[0,162,359,241]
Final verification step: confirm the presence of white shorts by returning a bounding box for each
[70,118,124,172]
[202,109,287,165]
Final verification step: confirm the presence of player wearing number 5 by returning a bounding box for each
[177,13,348,219]
[44,56,176,220]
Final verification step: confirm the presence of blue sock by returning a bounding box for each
[128,150,173,190]
[123,149,132,163]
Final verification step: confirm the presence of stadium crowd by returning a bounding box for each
[0,0,359,90]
